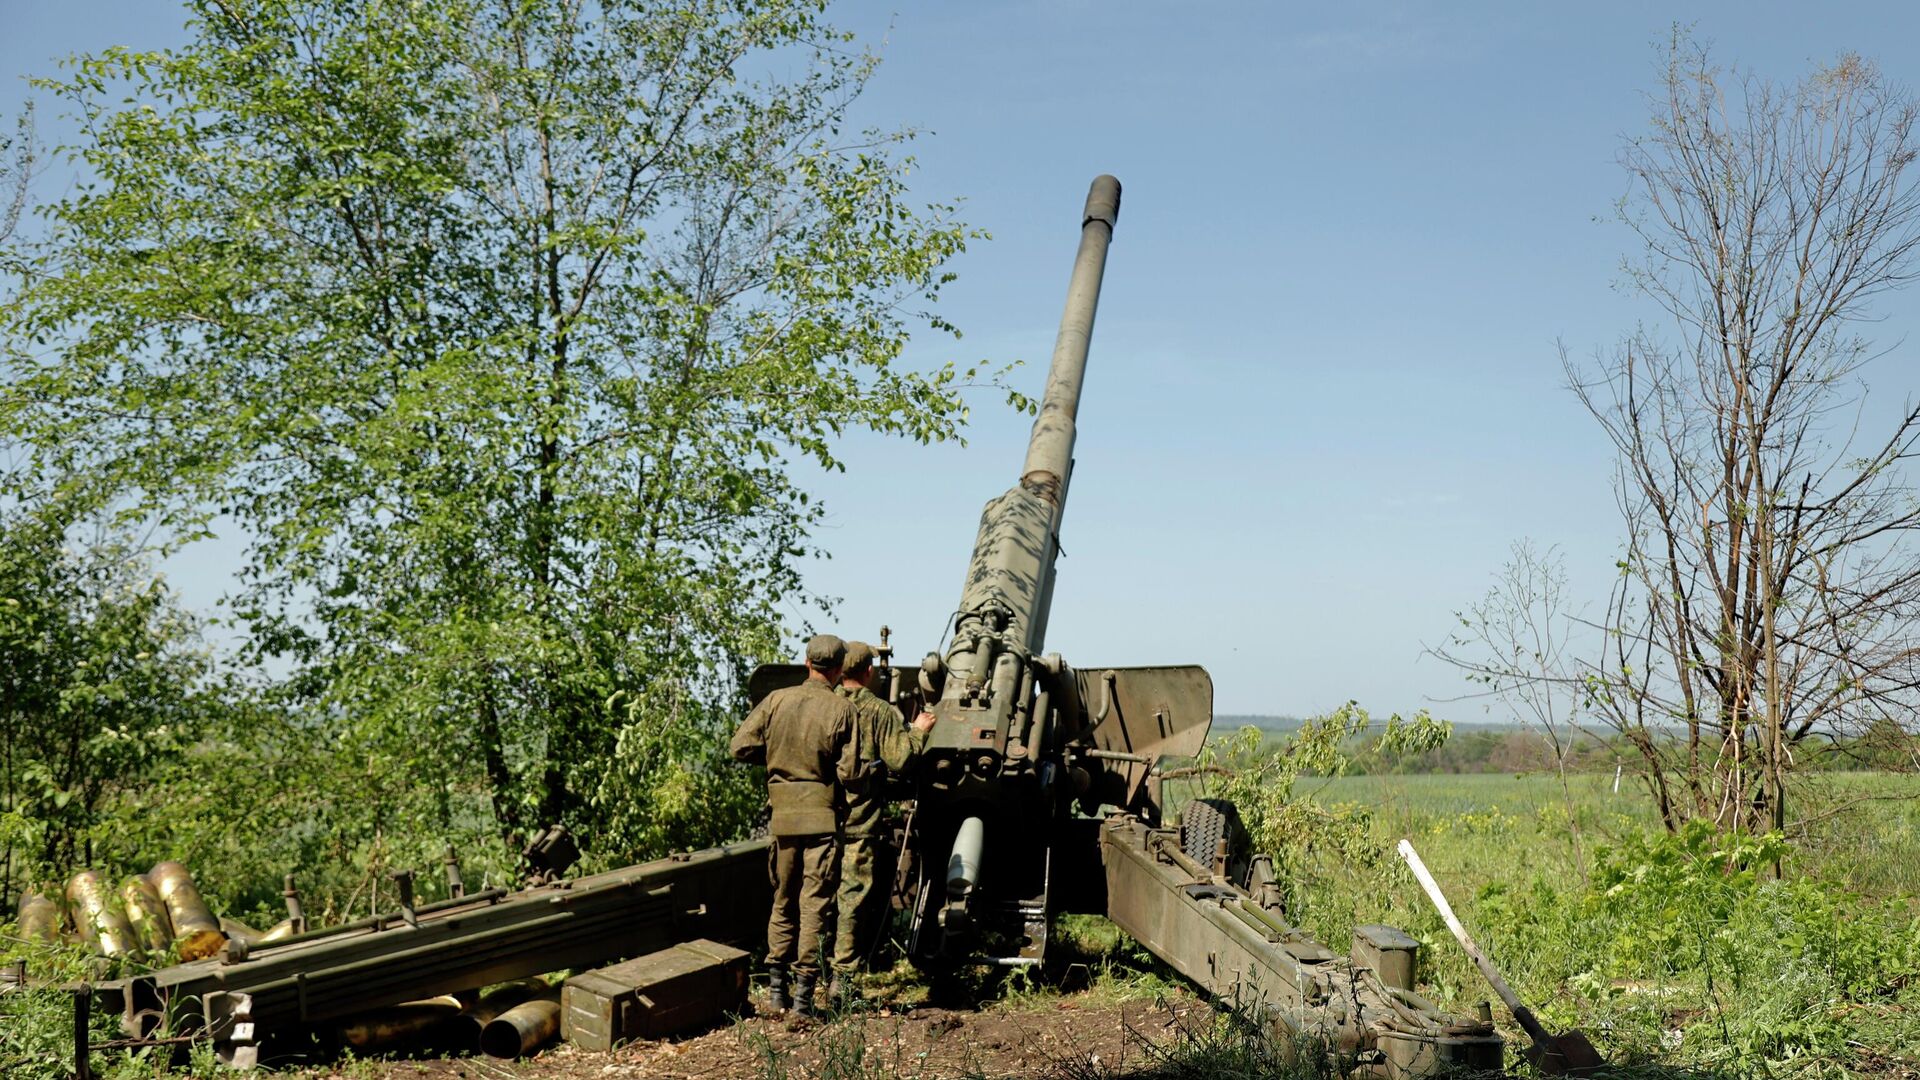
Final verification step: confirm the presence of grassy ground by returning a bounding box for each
[1253,770,1920,1078]
[14,772,1919,1079]
[1291,769,1920,924]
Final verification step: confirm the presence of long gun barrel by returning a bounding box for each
[940,176,1120,698]
[908,177,1169,974]
[1020,174,1120,510]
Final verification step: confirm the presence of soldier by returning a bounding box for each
[731,633,861,1018]
[828,640,936,1006]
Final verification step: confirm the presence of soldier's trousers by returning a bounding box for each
[831,831,882,974]
[767,833,837,977]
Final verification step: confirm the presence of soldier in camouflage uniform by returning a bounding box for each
[828,640,935,1005]
[731,633,861,1018]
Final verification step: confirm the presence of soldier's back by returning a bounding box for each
[760,681,853,784]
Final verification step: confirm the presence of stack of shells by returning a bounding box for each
[15,861,294,961]
[16,866,564,1058]
[333,978,562,1058]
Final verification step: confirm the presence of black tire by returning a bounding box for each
[1180,798,1244,869]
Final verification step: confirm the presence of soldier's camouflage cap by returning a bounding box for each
[805,633,846,668]
[842,641,875,670]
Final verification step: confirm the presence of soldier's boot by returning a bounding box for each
[792,971,819,1019]
[765,964,792,1014]
[828,970,859,1012]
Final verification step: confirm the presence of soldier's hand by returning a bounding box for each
[911,709,936,733]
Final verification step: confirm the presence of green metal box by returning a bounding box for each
[561,938,750,1050]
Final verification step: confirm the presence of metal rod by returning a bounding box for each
[392,871,417,929]
[253,887,511,952]
[74,983,92,1080]
[283,875,306,936]
[1396,839,1552,1045]
[443,845,465,899]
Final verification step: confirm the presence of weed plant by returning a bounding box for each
[745,1013,986,1080]
[0,932,226,1080]
[1045,995,1396,1080]
[1269,770,1920,1078]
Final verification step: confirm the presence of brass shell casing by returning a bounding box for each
[149,861,225,960]
[16,892,62,944]
[258,917,299,944]
[337,995,466,1053]
[65,871,139,958]
[479,991,562,1059]
[118,875,174,953]
[220,915,298,945]
[219,915,263,943]
[453,979,546,1051]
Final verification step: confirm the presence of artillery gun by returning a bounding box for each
[758,176,1504,1074]
[69,178,1502,1077]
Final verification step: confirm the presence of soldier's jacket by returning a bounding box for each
[731,679,860,836]
[836,683,927,836]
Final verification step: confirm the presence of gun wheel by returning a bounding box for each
[1179,798,1246,875]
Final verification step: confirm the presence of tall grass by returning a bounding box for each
[1259,771,1920,1077]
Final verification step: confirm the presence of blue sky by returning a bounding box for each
[6,3,1919,716]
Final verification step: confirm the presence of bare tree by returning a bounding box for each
[1569,39,1920,833]
[1430,540,1598,872]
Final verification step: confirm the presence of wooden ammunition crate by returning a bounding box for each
[561,938,750,1049]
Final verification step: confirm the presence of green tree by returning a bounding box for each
[1201,702,1450,915]
[0,516,210,910]
[0,102,31,247]
[2,0,1003,860]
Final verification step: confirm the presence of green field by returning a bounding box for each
[1303,769,1920,898]
[1219,770,1920,1077]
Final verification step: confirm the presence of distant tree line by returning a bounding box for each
[1213,720,1916,778]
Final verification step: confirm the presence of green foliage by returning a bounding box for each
[1524,822,1920,1071]
[1584,821,1791,979]
[0,103,31,247]
[583,684,763,868]
[1297,773,1920,1077]
[0,934,157,1080]
[2,0,1006,866]
[110,689,519,922]
[1201,702,1451,890]
[0,515,212,906]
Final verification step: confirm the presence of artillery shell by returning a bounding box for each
[453,979,547,1052]
[479,990,562,1059]
[65,871,140,958]
[118,876,174,953]
[16,892,61,944]
[258,917,299,944]
[337,994,466,1053]
[219,916,263,944]
[148,861,225,960]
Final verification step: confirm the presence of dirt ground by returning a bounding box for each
[311,985,1207,1080]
